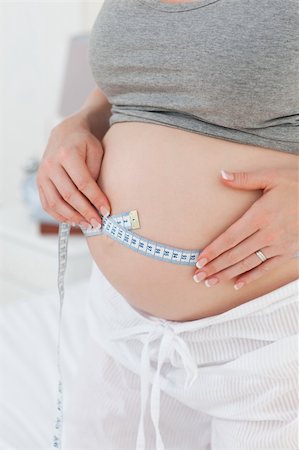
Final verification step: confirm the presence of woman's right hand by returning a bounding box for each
[36,114,111,229]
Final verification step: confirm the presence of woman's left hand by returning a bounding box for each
[193,167,299,290]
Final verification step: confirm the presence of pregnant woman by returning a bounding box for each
[37,1,299,449]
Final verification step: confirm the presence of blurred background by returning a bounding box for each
[0,3,109,449]
[0,1,105,302]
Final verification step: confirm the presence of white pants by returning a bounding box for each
[62,261,299,450]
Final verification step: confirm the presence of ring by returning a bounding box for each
[255,249,267,262]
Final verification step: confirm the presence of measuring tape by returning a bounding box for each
[80,209,202,264]
[52,209,203,448]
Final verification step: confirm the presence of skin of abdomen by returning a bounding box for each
[86,122,299,322]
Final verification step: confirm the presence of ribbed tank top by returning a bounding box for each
[88,0,299,154]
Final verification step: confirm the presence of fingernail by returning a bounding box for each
[100,206,110,218]
[90,218,102,229]
[193,272,206,283]
[196,257,208,269]
[80,221,92,231]
[204,278,218,287]
[220,169,234,181]
[234,281,245,290]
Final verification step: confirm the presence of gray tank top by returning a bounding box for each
[88,0,299,154]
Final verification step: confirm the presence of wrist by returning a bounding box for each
[77,104,111,142]
[50,90,112,142]
[50,112,91,137]
[76,107,100,133]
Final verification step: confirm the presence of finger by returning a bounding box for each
[202,246,275,285]
[38,184,48,211]
[194,229,269,277]
[196,207,260,268]
[38,184,69,223]
[233,254,289,290]
[60,151,110,215]
[41,177,89,224]
[49,164,103,224]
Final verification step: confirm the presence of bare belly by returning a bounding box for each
[86,122,299,322]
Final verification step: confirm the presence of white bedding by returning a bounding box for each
[0,280,90,450]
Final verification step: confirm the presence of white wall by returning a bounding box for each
[0,1,104,206]
[81,1,104,30]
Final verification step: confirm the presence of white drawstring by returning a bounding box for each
[106,321,198,450]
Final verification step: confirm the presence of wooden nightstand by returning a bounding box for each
[0,202,92,300]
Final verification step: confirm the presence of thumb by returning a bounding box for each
[85,136,111,214]
[85,135,104,181]
[220,168,271,191]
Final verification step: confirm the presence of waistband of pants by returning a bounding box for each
[85,261,298,450]
[86,260,298,333]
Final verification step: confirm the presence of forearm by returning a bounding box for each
[61,87,112,142]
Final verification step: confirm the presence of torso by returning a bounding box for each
[86,122,299,322]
